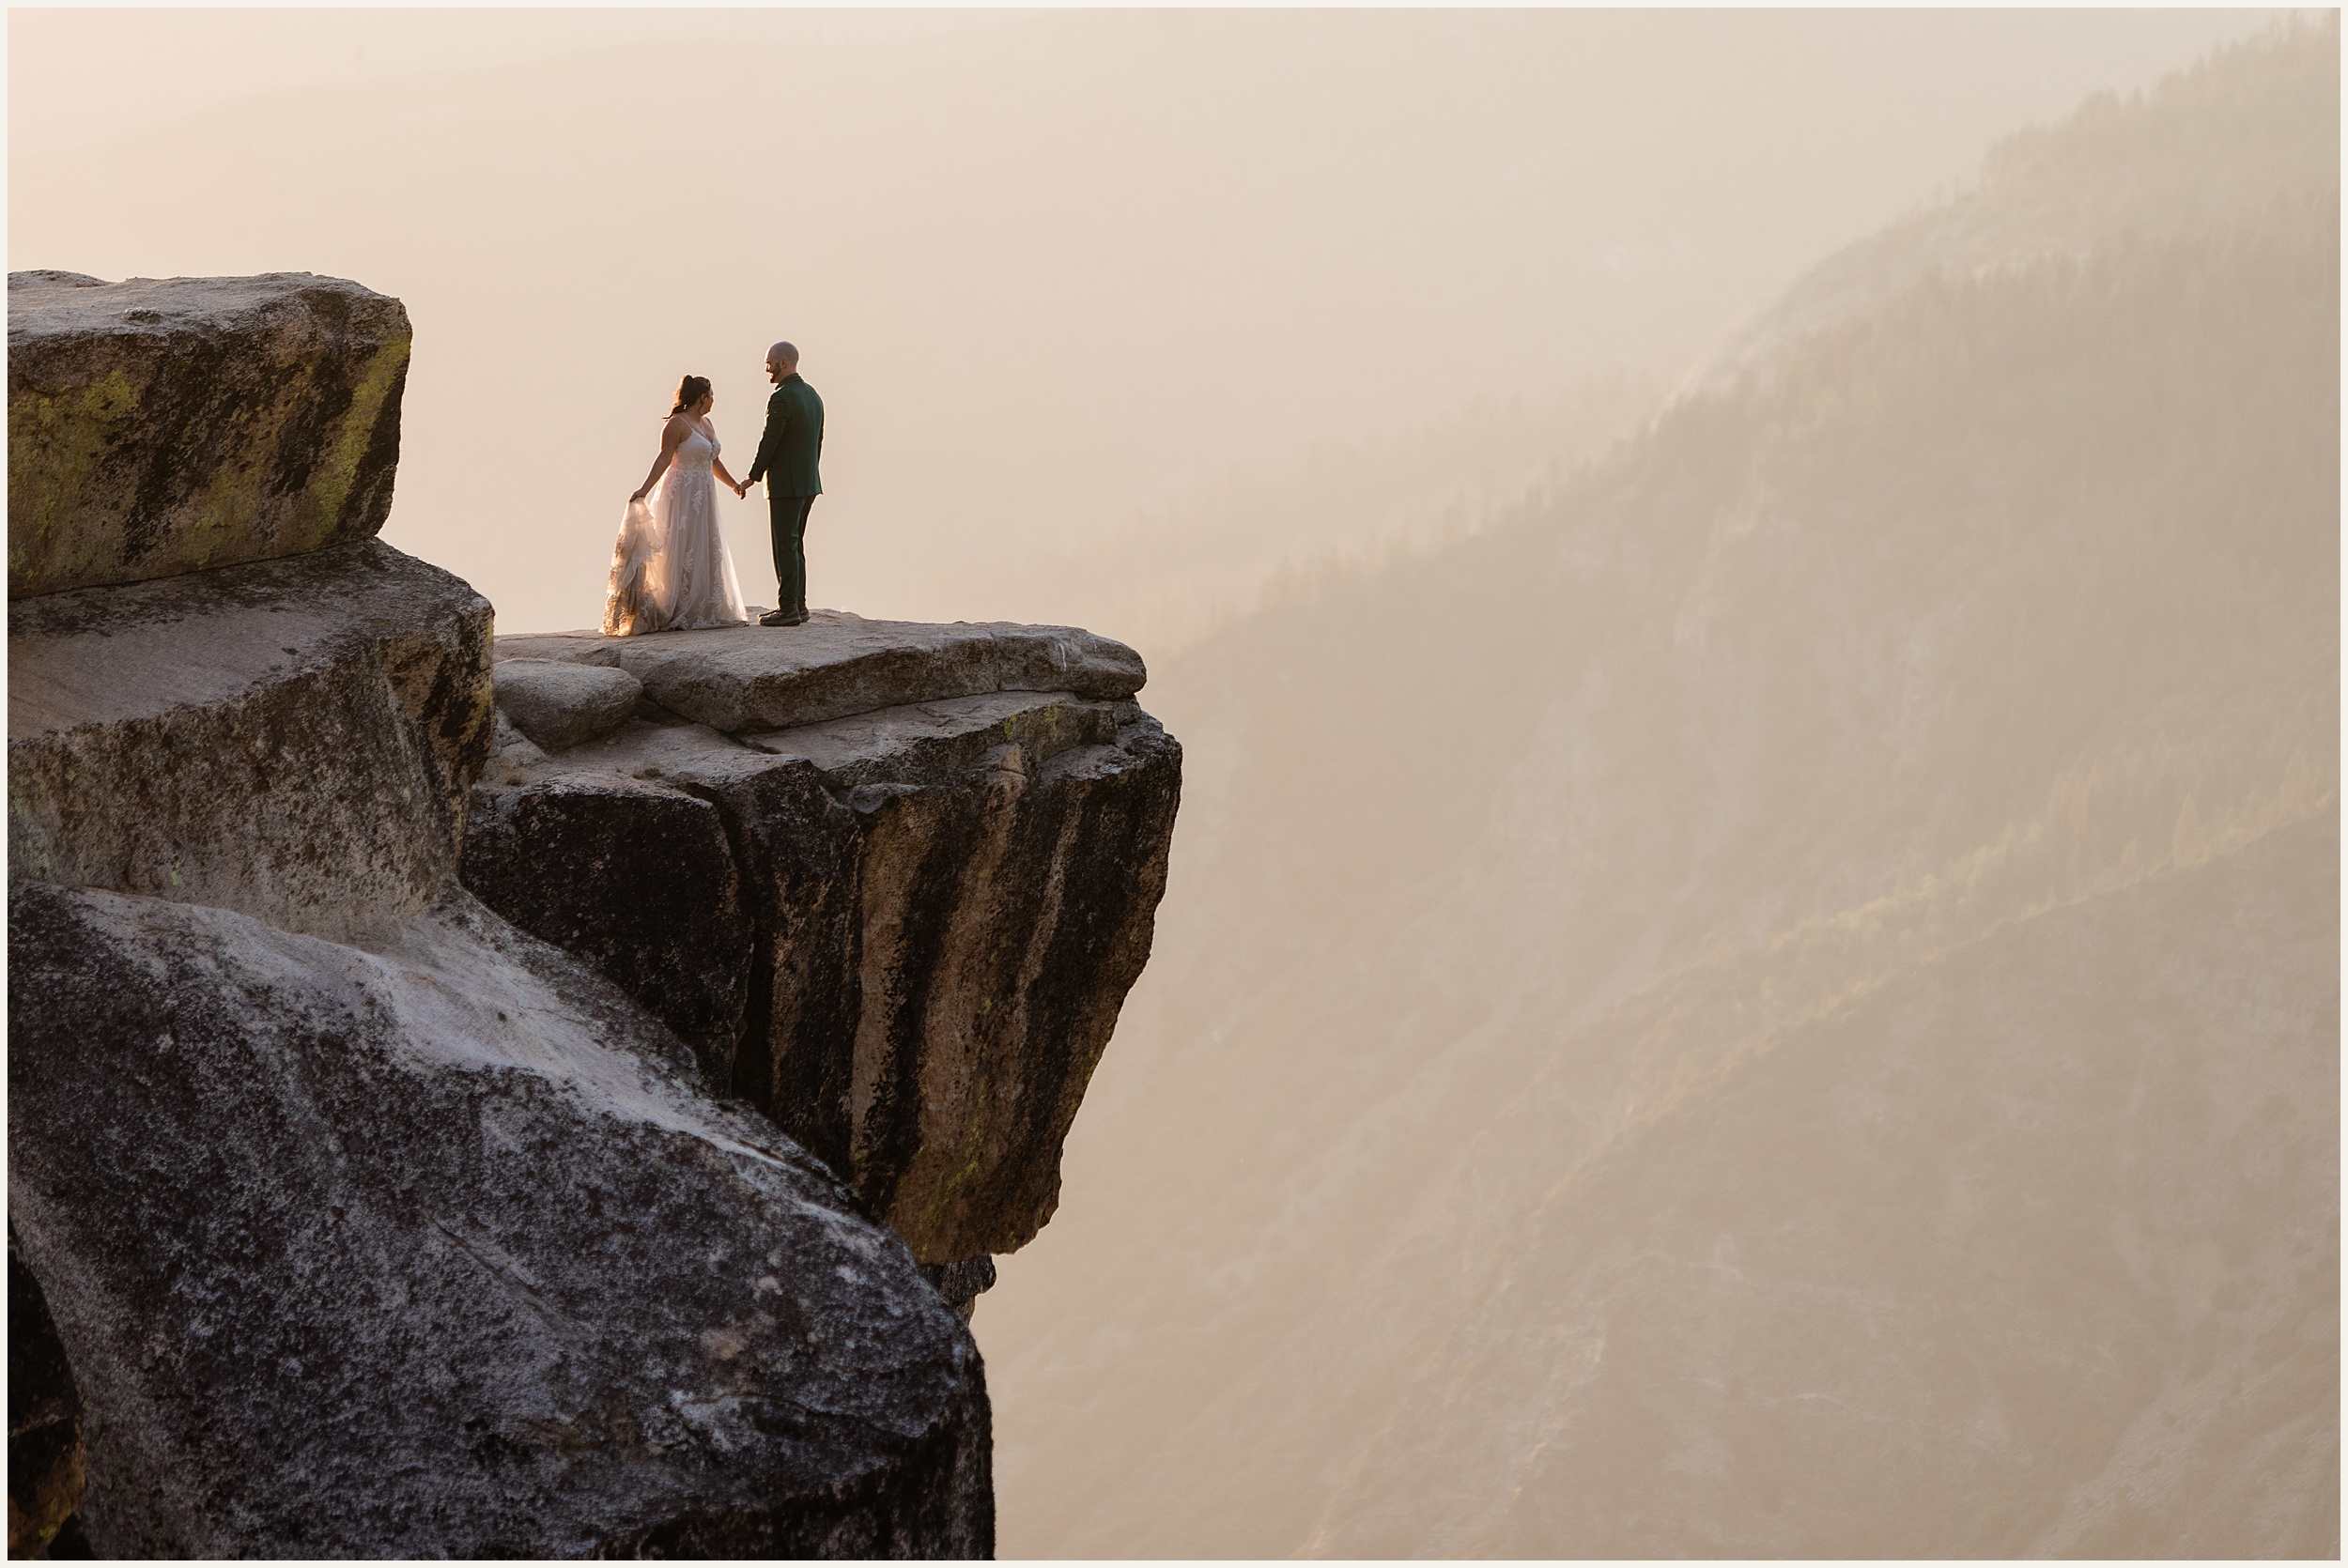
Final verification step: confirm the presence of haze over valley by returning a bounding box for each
[980,19,2340,1555]
[10,10,2334,1556]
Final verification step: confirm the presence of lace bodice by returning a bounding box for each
[673,421,718,477]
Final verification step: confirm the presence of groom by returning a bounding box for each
[745,340,825,627]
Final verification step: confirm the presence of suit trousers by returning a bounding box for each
[767,492,817,615]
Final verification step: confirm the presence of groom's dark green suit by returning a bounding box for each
[746,372,825,618]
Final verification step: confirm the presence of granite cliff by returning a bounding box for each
[6,270,1178,1556]
[467,619,1180,1273]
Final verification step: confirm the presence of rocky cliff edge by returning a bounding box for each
[469,617,1181,1268]
[6,271,1179,1558]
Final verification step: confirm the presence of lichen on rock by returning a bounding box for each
[8,271,412,599]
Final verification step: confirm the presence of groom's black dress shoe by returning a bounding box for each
[759,607,808,627]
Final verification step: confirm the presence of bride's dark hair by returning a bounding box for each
[671,375,712,415]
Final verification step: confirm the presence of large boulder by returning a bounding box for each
[8,271,410,599]
[10,881,991,1558]
[8,540,494,946]
[464,629,1182,1269]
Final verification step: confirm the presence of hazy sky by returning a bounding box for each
[8,8,2279,636]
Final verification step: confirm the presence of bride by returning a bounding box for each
[602,374,751,636]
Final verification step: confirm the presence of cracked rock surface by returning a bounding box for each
[496,612,1148,732]
[5,554,996,1554]
[494,657,644,752]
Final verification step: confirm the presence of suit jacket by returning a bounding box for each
[748,373,825,497]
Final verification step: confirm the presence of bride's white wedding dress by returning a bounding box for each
[603,420,749,636]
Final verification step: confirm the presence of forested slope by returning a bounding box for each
[1698,13,2340,389]
[983,23,2338,1556]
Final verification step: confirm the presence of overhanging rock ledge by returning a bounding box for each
[465,612,1184,1275]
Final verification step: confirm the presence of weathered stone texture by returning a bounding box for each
[838,707,1182,1262]
[495,657,645,752]
[10,881,991,1558]
[6,267,1189,1556]
[8,1226,84,1558]
[920,1258,1001,1324]
[462,633,1183,1267]
[7,555,1010,1549]
[497,611,1148,732]
[8,271,412,599]
[462,776,754,1091]
[8,540,495,946]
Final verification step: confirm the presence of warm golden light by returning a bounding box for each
[10,8,2333,1558]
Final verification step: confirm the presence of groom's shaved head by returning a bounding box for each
[769,342,799,366]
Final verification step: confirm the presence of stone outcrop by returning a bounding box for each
[5,549,996,1552]
[8,540,493,946]
[0,271,1192,1557]
[11,882,990,1557]
[465,617,1182,1270]
[8,271,410,599]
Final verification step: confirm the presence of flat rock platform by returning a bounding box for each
[496,610,1147,737]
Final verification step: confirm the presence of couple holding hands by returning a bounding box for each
[604,340,825,636]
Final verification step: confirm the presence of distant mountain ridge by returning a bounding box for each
[1691,14,2340,394]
